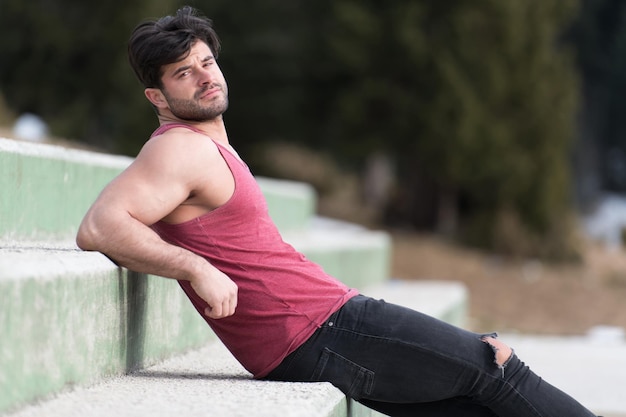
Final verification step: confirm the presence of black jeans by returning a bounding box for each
[265,295,596,417]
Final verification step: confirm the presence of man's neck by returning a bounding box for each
[158,115,229,145]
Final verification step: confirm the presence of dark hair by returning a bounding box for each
[128,6,221,88]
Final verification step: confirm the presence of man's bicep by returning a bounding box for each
[92,132,219,226]
[98,158,191,226]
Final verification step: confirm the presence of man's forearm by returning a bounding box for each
[77,209,208,281]
[77,208,238,319]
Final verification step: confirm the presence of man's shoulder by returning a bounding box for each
[141,127,219,158]
[150,125,210,142]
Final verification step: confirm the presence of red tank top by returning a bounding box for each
[150,123,358,378]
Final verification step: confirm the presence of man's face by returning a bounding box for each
[159,41,229,122]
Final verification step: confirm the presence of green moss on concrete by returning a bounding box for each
[288,230,392,290]
[0,250,215,413]
[0,137,316,240]
[0,138,131,241]
[257,177,316,232]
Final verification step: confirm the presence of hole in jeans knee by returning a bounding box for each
[481,335,514,377]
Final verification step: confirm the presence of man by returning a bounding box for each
[77,6,599,416]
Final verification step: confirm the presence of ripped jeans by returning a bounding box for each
[265,295,596,417]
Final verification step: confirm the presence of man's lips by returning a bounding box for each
[197,86,221,100]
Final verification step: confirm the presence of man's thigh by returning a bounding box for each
[271,295,499,403]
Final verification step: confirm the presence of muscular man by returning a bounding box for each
[77,6,599,416]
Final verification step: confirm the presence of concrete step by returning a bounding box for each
[0,136,317,240]
[500,333,626,417]
[4,342,350,417]
[0,225,390,414]
[0,137,131,241]
[0,244,215,414]
[257,177,316,233]
[362,279,468,327]
[285,217,391,290]
[0,135,392,413]
[3,280,469,417]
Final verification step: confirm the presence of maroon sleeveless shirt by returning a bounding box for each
[150,123,358,377]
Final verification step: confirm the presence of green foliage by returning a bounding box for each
[303,0,580,257]
[0,0,178,152]
[0,0,582,258]
[416,1,579,244]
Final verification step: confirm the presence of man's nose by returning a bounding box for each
[198,66,215,85]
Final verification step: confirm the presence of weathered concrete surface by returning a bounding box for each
[257,177,316,232]
[5,342,351,417]
[0,136,393,414]
[362,279,468,327]
[0,246,214,413]
[501,332,626,417]
[0,137,317,240]
[285,217,391,290]
[0,137,131,241]
[4,280,468,417]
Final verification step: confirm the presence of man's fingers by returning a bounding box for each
[205,296,237,319]
[190,271,238,319]
[229,293,237,314]
[204,305,217,318]
[205,303,223,318]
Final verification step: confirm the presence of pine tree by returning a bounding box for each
[308,0,580,257]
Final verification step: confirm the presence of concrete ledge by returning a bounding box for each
[0,137,131,241]
[499,333,626,417]
[0,229,391,413]
[5,342,351,417]
[0,245,214,414]
[362,279,468,328]
[257,177,316,232]
[0,136,397,416]
[285,218,391,290]
[0,137,317,239]
[4,280,469,417]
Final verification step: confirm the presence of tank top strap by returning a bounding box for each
[150,123,205,138]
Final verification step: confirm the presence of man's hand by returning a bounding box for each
[190,268,238,319]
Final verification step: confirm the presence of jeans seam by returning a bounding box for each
[325,326,496,378]
[312,347,375,399]
[481,371,543,417]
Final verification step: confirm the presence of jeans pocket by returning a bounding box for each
[311,347,374,400]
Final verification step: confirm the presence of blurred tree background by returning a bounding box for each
[2,0,625,260]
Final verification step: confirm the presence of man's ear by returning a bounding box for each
[144,88,167,109]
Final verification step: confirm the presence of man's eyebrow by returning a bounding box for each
[172,65,192,77]
[171,55,214,77]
